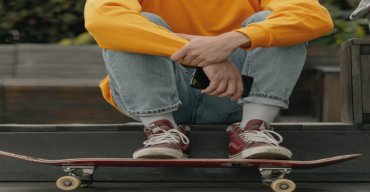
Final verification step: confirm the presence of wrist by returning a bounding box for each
[224,31,251,49]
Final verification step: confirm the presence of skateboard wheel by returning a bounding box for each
[56,176,82,191]
[271,179,296,192]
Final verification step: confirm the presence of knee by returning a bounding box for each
[240,10,272,28]
[141,12,172,31]
[102,48,137,65]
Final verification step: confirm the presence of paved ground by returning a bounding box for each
[0,182,369,192]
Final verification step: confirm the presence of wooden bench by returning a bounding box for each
[0,79,133,124]
[0,44,340,124]
[340,38,370,125]
[0,44,132,124]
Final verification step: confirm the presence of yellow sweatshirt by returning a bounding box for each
[84,0,333,111]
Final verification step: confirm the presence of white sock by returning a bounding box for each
[139,113,177,128]
[241,103,280,128]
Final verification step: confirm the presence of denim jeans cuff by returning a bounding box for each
[239,93,289,109]
[129,101,182,117]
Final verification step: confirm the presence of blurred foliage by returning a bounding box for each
[0,0,88,44]
[59,32,95,45]
[0,0,368,45]
[312,0,369,45]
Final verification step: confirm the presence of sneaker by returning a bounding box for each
[133,119,190,159]
[227,119,292,159]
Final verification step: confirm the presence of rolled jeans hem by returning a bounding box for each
[128,101,182,117]
[240,93,289,109]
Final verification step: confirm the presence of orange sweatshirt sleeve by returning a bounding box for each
[84,0,188,56]
[236,0,334,49]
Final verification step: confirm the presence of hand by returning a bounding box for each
[202,60,244,101]
[171,32,251,67]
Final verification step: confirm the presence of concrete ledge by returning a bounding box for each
[0,123,366,132]
[0,124,368,182]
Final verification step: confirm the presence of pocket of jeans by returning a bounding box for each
[222,108,242,124]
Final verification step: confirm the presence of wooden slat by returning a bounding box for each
[360,44,370,55]
[361,56,370,115]
[353,38,370,45]
[0,84,3,123]
[316,66,341,122]
[16,44,105,79]
[340,40,354,123]
[305,46,339,69]
[0,45,15,79]
[2,80,133,124]
[351,43,363,124]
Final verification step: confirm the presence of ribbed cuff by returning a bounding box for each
[235,24,271,49]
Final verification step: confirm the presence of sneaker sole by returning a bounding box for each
[229,146,292,160]
[133,147,187,159]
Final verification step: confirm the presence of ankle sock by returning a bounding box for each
[139,113,177,129]
[241,103,280,128]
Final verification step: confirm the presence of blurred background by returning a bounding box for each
[0,0,369,124]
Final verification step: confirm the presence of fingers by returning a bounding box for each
[208,81,227,96]
[202,78,221,94]
[190,57,205,66]
[182,54,198,65]
[171,48,187,62]
[203,76,243,101]
[173,49,205,66]
[231,78,244,101]
[218,79,236,97]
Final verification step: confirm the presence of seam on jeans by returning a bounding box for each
[248,92,289,105]
[105,52,133,107]
[128,101,182,116]
[169,63,180,102]
[243,49,254,76]
[110,69,133,106]
[191,92,201,125]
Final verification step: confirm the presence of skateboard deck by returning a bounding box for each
[0,150,361,192]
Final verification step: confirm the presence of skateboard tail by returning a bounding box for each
[293,154,362,169]
[0,150,51,164]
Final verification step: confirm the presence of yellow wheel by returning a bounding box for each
[271,179,296,192]
[56,176,81,191]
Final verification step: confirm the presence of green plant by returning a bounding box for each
[0,0,86,43]
[312,0,369,45]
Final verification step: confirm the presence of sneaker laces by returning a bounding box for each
[239,129,283,146]
[143,126,190,147]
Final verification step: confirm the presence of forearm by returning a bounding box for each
[84,0,188,56]
[236,0,334,49]
[221,31,252,49]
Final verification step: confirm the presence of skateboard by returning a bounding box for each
[0,150,361,192]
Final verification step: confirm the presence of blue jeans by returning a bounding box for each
[102,11,307,125]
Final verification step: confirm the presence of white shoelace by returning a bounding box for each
[239,129,283,146]
[143,127,190,147]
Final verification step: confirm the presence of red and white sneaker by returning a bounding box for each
[227,119,292,159]
[133,120,190,159]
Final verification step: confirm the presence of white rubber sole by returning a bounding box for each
[229,146,292,160]
[133,147,187,159]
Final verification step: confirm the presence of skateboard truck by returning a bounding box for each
[259,167,296,192]
[56,166,96,190]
